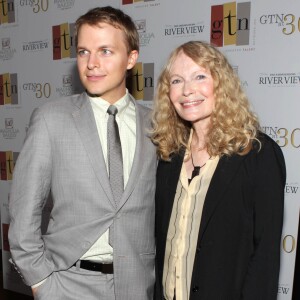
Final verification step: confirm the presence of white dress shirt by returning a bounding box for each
[81,90,136,262]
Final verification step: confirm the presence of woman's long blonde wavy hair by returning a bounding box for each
[151,41,260,161]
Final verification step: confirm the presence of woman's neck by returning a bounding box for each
[191,126,207,151]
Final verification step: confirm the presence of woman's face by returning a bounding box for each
[169,51,215,128]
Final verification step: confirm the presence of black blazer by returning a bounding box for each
[155,133,286,300]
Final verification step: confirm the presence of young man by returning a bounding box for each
[8,6,156,300]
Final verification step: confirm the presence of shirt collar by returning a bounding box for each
[88,89,130,117]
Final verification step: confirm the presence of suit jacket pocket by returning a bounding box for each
[139,252,155,269]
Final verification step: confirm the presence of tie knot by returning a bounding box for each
[107,105,118,116]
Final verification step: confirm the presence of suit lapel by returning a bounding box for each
[72,93,116,208]
[117,99,146,209]
[198,154,246,240]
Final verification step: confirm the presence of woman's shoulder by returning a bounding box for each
[249,131,286,177]
[255,131,283,155]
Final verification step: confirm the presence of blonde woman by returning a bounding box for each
[152,41,285,300]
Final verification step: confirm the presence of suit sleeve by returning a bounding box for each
[242,136,286,299]
[8,107,54,286]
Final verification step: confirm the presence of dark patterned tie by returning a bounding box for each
[107,105,124,203]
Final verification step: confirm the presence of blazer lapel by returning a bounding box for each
[72,93,116,208]
[159,150,185,227]
[198,154,246,240]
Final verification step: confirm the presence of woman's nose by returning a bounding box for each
[182,81,195,96]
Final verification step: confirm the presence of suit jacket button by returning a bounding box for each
[192,286,199,292]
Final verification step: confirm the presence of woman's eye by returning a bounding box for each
[196,74,206,80]
[170,79,181,85]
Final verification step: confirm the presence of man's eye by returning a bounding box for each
[78,49,88,56]
[102,49,112,55]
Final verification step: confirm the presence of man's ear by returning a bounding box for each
[127,50,139,70]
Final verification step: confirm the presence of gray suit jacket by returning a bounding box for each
[8,92,157,299]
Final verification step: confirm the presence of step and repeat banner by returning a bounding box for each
[0,0,299,298]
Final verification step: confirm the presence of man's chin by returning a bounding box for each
[86,90,101,98]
